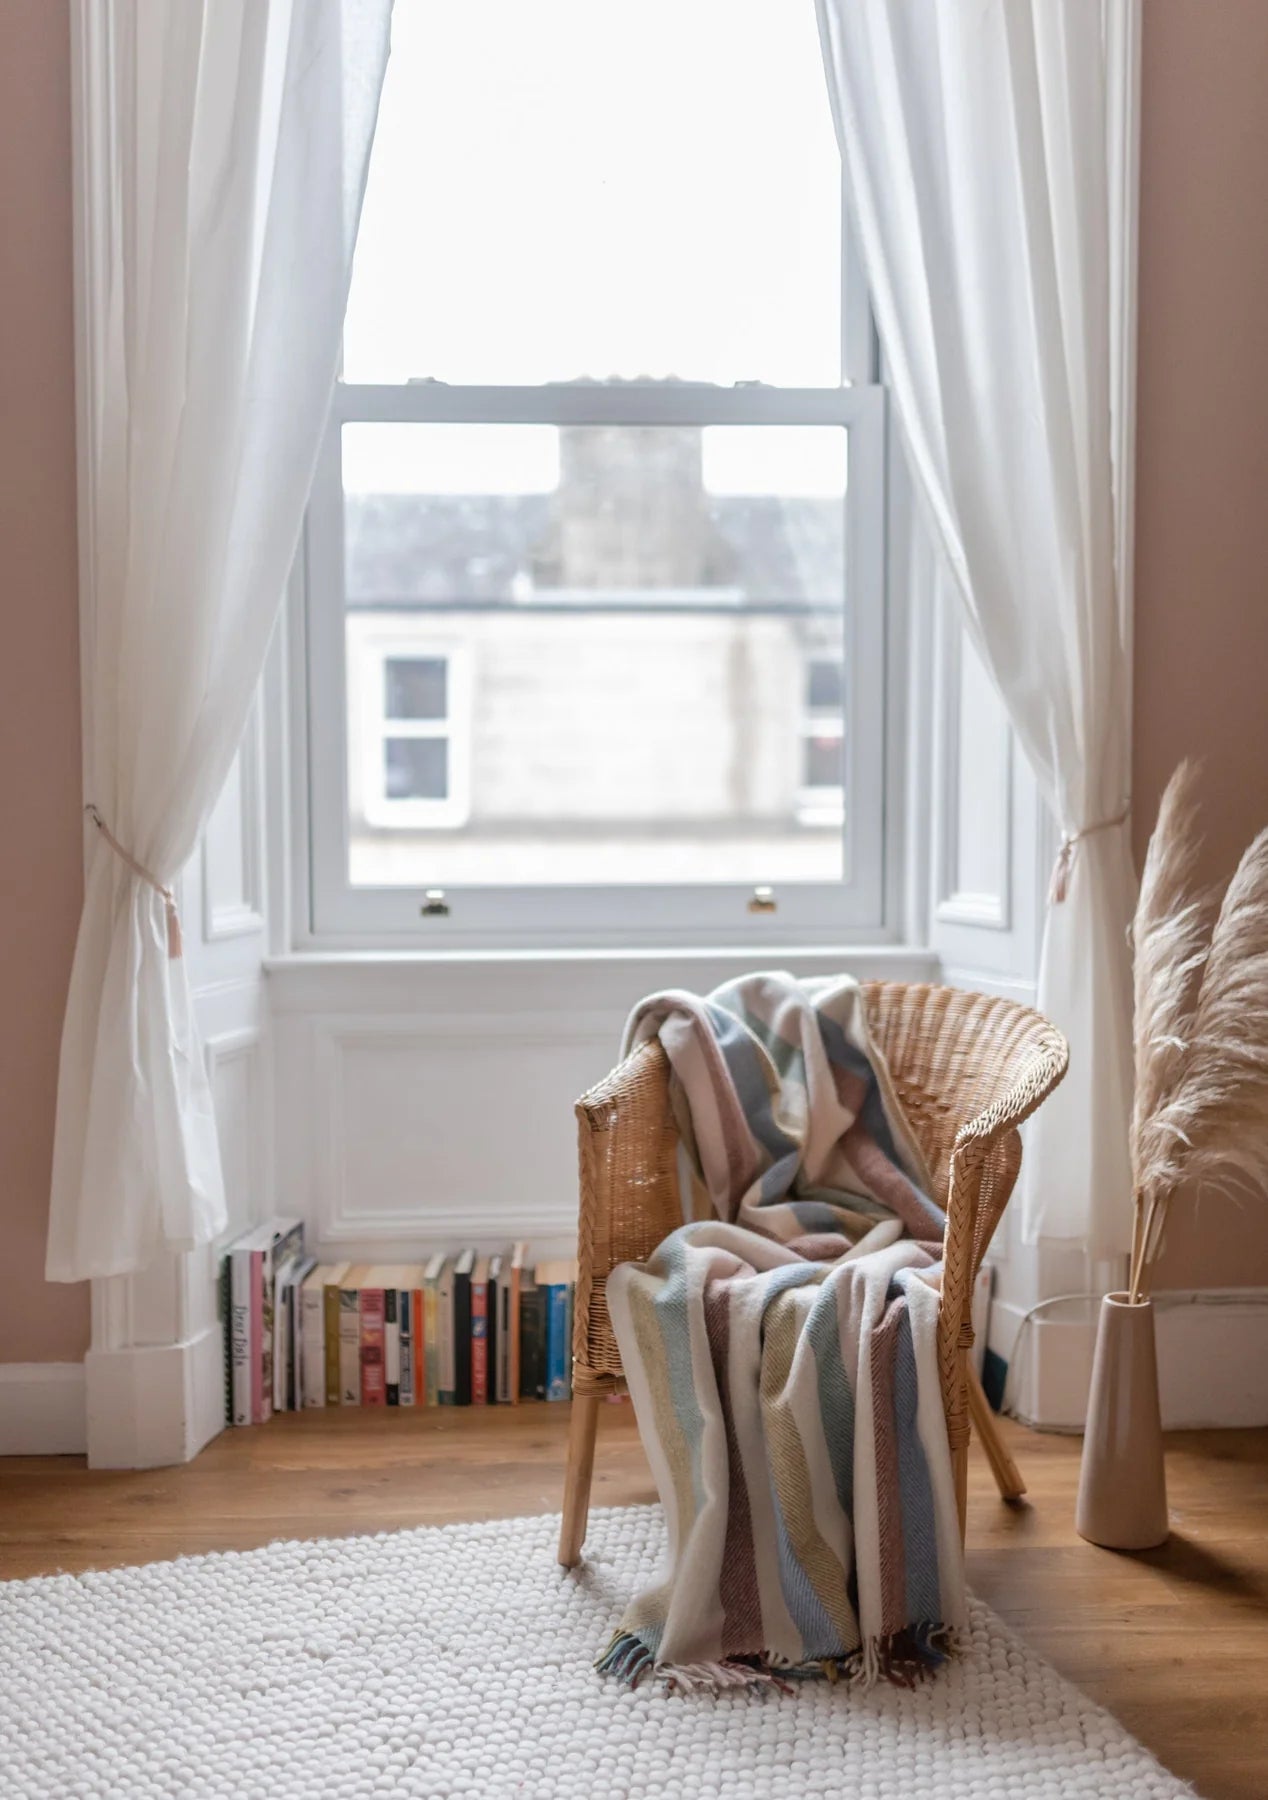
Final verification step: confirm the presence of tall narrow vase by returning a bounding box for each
[1075,1293,1169,1550]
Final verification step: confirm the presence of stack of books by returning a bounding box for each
[221,1221,577,1423]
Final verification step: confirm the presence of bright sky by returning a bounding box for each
[342,0,843,497]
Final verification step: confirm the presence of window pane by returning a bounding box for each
[807,657,843,712]
[344,0,841,386]
[344,421,848,886]
[385,738,449,801]
[803,734,843,792]
[386,657,447,721]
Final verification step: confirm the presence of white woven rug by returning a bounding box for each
[1,1504,1196,1799]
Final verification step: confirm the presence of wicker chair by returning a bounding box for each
[558,980,1069,1568]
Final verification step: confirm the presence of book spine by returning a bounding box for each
[385,1288,400,1406]
[509,1265,521,1406]
[544,1283,570,1401]
[339,1288,361,1405]
[413,1288,426,1406]
[289,1284,303,1411]
[519,1287,545,1401]
[398,1289,413,1407]
[453,1271,473,1406]
[273,1275,287,1415]
[471,1279,488,1405]
[302,1283,326,1409]
[230,1251,252,1426]
[249,1249,263,1423]
[251,1248,276,1425]
[487,1276,499,1405]
[426,1284,441,1406]
[497,1280,511,1404]
[259,1247,275,1425]
[438,1277,455,1405]
[325,1281,343,1406]
[219,1253,233,1425]
[361,1288,386,1407]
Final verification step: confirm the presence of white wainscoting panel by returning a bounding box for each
[315,1015,615,1249]
[206,1028,266,1249]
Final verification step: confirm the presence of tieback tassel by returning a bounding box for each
[1049,804,1130,904]
[85,804,183,960]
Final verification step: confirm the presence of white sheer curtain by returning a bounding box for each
[48,0,392,1281]
[816,0,1136,1256]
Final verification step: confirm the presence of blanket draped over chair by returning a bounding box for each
[600,972,967,1692]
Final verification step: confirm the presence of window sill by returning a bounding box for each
[263,942,940,1016]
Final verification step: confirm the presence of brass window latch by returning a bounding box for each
[420,889,450,917]
[747,885,777,914]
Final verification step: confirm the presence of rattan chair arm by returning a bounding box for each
[934,1026,1069,1437]
[953,1031,1070,1154]
[573,1037,679,1390]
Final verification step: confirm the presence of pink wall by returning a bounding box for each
[0,1,90,1361]
[0,3,1266,1364]
[1135,3,1268,1287]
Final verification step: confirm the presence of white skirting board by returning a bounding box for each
[0,1325,226,1465]
[989,1288,1268,1431]
[0,1362,87,1455]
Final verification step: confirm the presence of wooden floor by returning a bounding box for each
[2,1408,1266,1798]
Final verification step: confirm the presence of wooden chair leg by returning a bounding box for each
[967,1363,1026,1501]
[954,1435,969,1545]
[558,1394,601,1567]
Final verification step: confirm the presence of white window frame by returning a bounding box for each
[300,162,890,950]
[351,627,471,831]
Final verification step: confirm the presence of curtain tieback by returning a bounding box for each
[85,804,183,958]
[1049,805,1130,905]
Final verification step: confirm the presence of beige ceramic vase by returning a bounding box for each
[1075,1292,1169,1551]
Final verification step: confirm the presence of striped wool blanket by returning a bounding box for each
[600,972,966,1692]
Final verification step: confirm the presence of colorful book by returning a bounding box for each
[538,1259,577,1403]
[423,1252,445,1407]
[437,1256,457,1406]
[339,1265,371,1405]
[229,1241,254,1426]
[277,1255,315,1411]
[508,1241,527,1405]
[360,1272,387,1407]
[263,1219,304,1420]
[325,1265,349,1406]
[471,1256,490,1405]
[301,1262,347,1410]
[519,1269,546,1402]
[384,1284,400,1406]
[408,1267,428,1404]
[398,1284,413,1407]
[452,1249,475,1406]
[218,1246,235,1425]
[489,1253,506,1404]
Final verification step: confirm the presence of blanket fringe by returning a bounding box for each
[597,1623,962,1696]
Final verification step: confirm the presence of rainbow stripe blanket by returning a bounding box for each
[601,972,966,1692]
